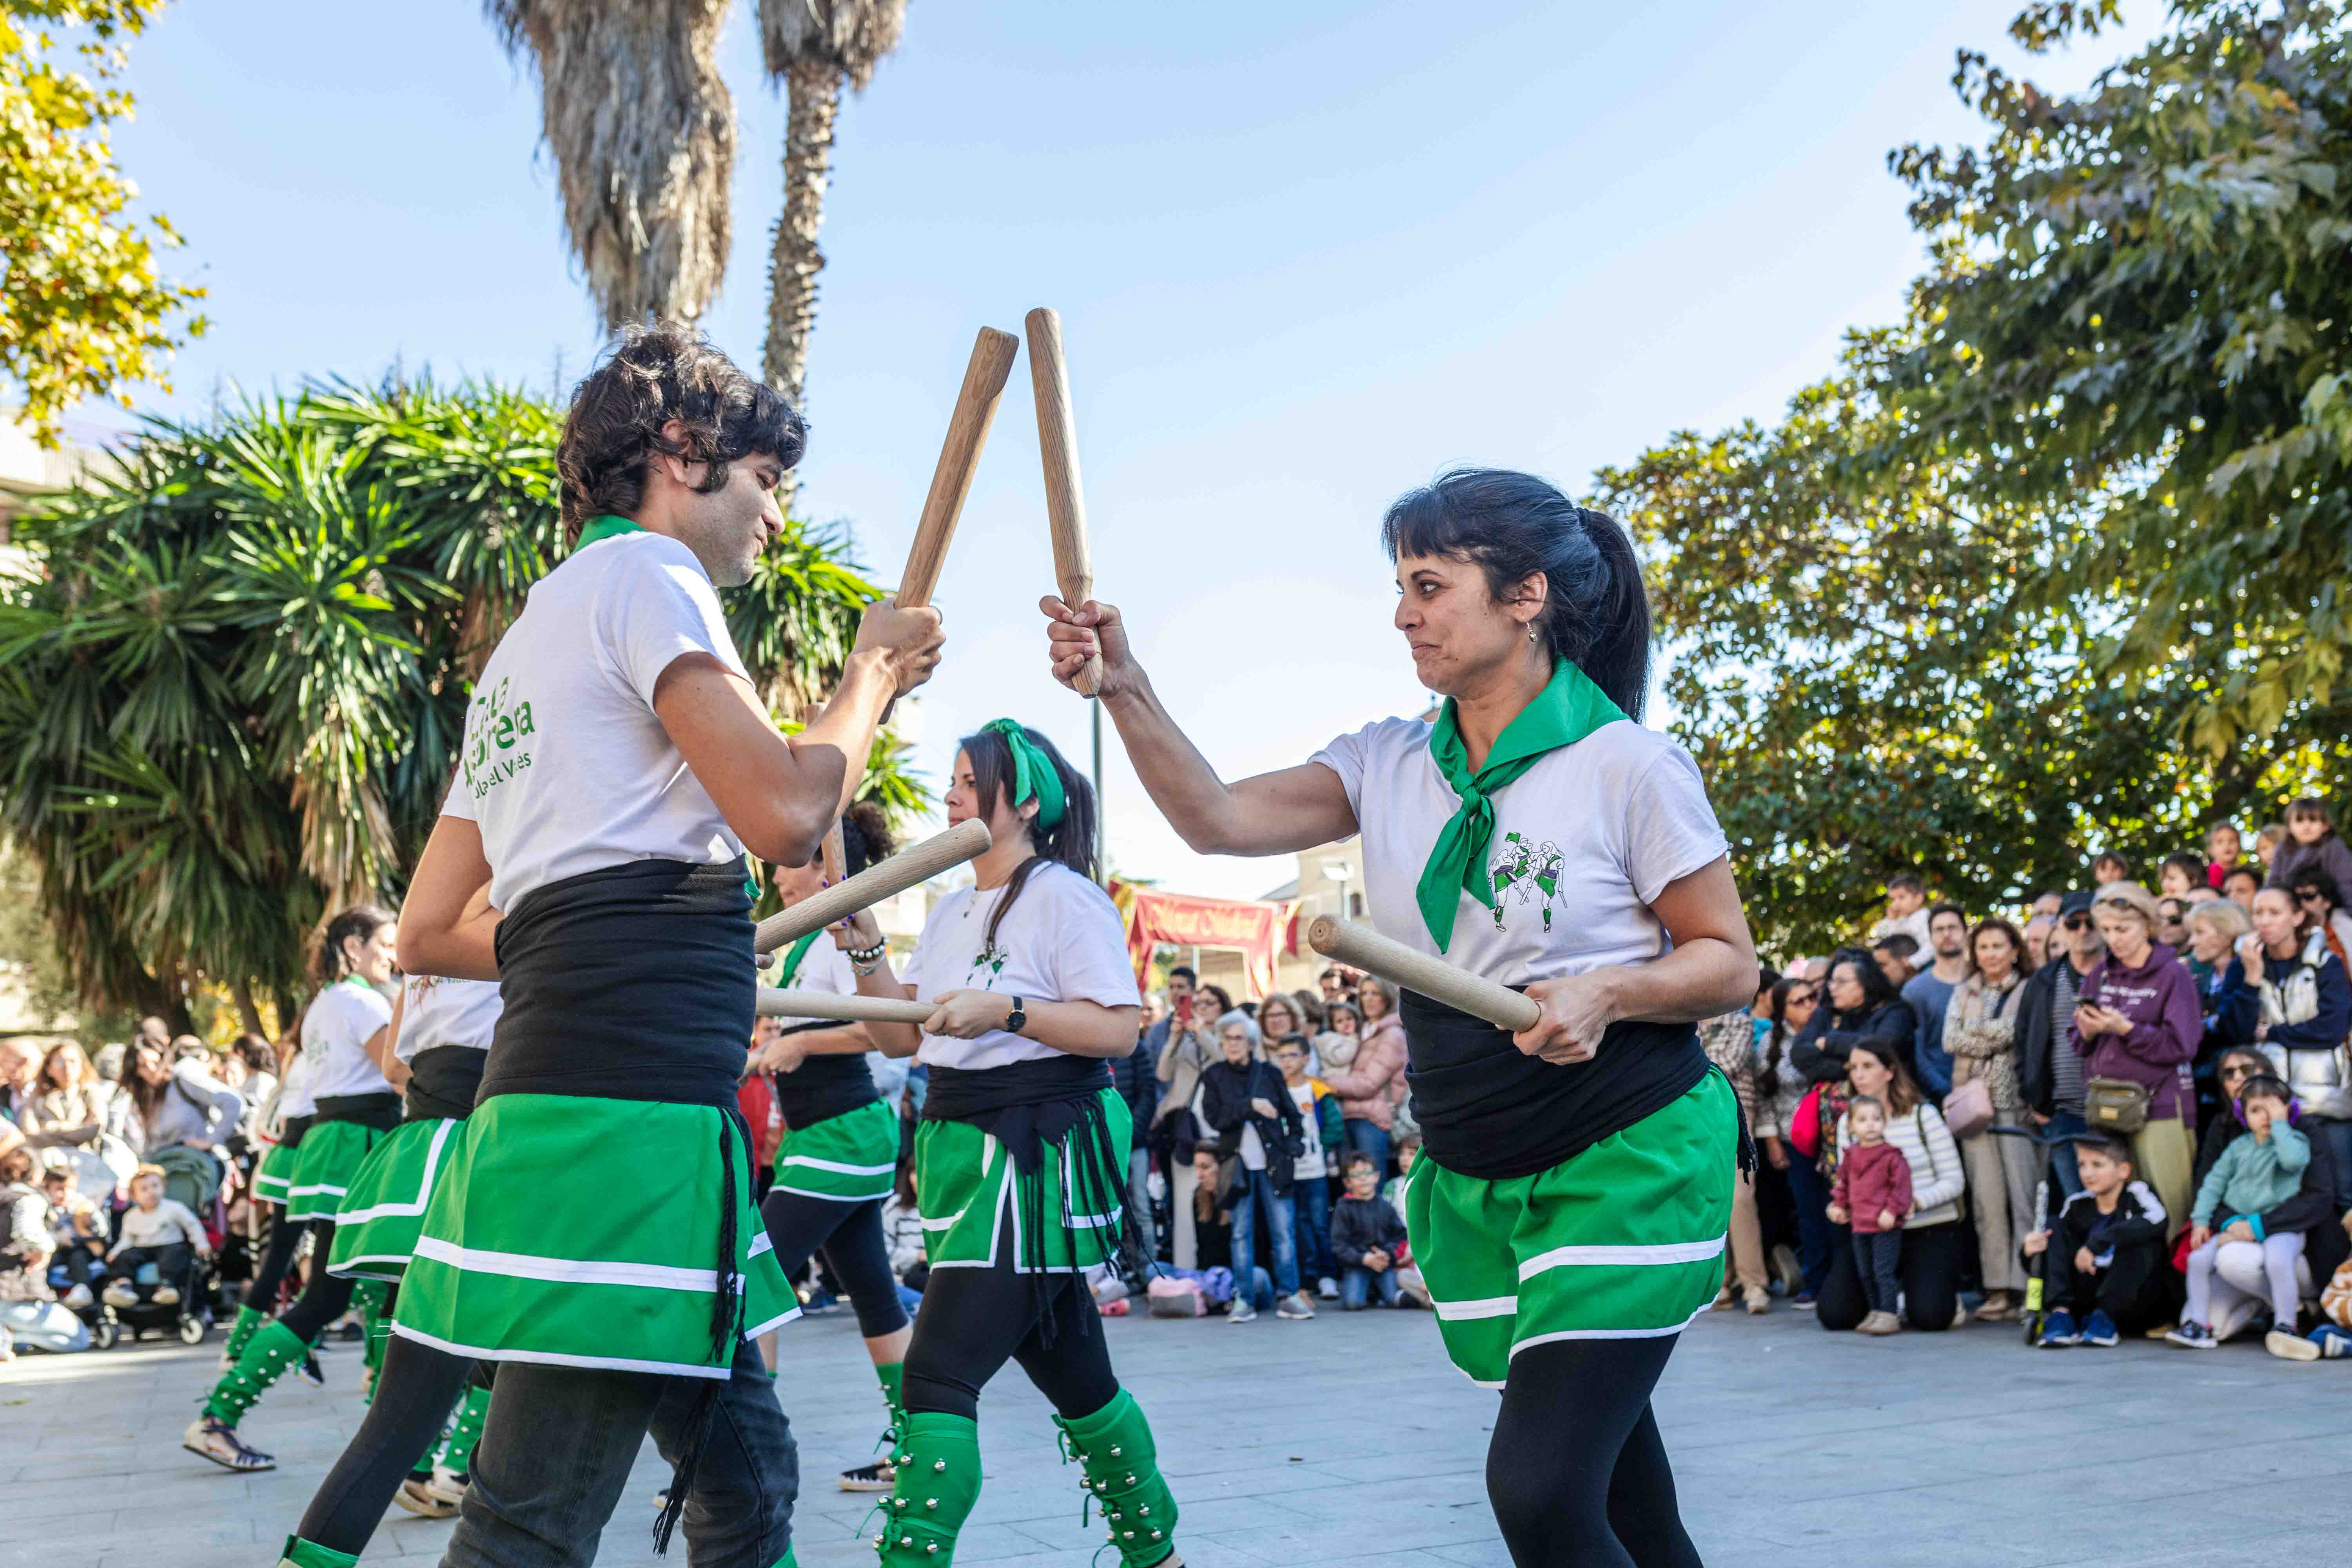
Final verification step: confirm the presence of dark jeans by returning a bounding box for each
[443,1335,796,1568]
[105,1243,192,1289]
[1849,1231,1901,1314]
[1229,1167,1300,1300]
[1817,1220,1963,1332]
[1344,1118,1392,1177]
[1292,1174,1333,1284]
[1341,1264,1399,1309]
[2045,1111,2088,1198]
[2046,1233,2169,1332]
[2307,1116,2352,1210]
[1785,1152,1837,1295]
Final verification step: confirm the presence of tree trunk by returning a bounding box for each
[766,60,843,514]
[232,978,267,1039]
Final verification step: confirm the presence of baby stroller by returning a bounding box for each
[82,1195,226,1351]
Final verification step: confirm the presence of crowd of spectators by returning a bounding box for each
[1724,799,2352,1361]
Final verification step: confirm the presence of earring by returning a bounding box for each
[1528,627,1538,643]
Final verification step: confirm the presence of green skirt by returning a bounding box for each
[1404,1071,1734,1388]
[286,1119,388,1223]
[770,1098,898,1204]
[916,1086,1129,1274]
[251,1138,301,1205]
[392,1093,795,1379]
[326,1117,462,1282]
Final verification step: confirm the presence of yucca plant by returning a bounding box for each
[0,376,921,1029]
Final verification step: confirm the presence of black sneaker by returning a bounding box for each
[838,1458,896,1492]
[298,1353,326,1388]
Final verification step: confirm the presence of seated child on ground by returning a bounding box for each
[2168,1075,2317,1360]
[102,1164,209,1308]
[1827,1095,1911,1336]
[1330,1151,1409,1309]
[2025,1134,2169,1348]
[39,1162,107,1306]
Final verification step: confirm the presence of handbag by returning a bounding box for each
[1789,1083,1825,1159]
[2085,1076,2152,1135]
[1942,1077,1994,1141]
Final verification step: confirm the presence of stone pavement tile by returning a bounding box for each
[1189,1512,1500,1564]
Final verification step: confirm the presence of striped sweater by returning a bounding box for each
[1831,1102,1964,1229]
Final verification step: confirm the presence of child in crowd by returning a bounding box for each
[1269,1034,1343,1300]
[1381,1133,1420,1223]
[2206,823,2243,889]
[2025,1135,2170,1347]
[1826,1096,1911,1336]
[2254,823,2288,874]
[2169,1076,2313,1357]
[2091,851,2131,885]
[39,1163,107,1308]
[101,1164,209,1308]
[1330,1152,1409,1310]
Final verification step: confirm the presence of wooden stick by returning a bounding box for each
[1306,916,1541,1033]
[752,818,991,954]
[756,987,933,1025]
[898,326,1021,609]
[818,821,846,891]
[1025,307,1103,696]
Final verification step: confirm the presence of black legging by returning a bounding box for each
[757,1189,908,1340]
[241,1212,309,1313]
[900,1262,1118,1423]
[1815,1219,1963,1331]
[1486,1336,1699,1568]
[296,1327,485,1554]
[269,1219,358,1344]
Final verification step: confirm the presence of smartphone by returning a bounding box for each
[1174,993,1194,1025]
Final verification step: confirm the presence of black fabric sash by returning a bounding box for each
[313,1092,403,1133]
[768,1031,881,1131]
[405,1046,487,1123]
[479,859,753,1111]
[276,1113,314,1151]
[1401,987,1710,1181]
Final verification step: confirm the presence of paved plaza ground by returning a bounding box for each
[7,1299,2351,1567]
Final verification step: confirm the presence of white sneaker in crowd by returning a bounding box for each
[63,1283,94,1308]
[1317,1276,1339,1301]
[1276,1291,1316,1320]
[102,1283,138,1308]
[1228,1299,1258,1323]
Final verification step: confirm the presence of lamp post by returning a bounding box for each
[1324,860,1355,922]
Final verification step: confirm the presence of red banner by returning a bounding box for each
[1110,882,1299,998]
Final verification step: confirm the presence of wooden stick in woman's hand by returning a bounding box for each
[1307,916,1541,1033]
[756,988,933,1025]
[1025,307,1103,697]
[753,819,991,953]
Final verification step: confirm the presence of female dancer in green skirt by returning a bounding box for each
[1041,469,1759,1567]
[389,321,942,1568]
[188,905,401,1473]
[848,721,1181,1568]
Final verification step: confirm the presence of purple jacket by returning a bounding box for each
[2069,942,2201,1121]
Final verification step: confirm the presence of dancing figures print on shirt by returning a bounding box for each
[1487,831,1564,933]
[459,675,537,804]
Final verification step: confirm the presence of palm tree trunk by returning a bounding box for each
[232,978,267,1038]
[766,59,843,513]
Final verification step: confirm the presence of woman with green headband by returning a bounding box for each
[1042,468,1758,1567]
[845,720,1180,1568]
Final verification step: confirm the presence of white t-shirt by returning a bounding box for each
[301,978,397,1102]
[1287,1080,1324,1183]
[440,530,751,913]
[272,1049,319,1124]
[395,974,503,1064]
[1310,716,1729,985]
[902,862,1142,1071]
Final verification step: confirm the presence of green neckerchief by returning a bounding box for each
[775,930,820,989]
[573,514,644,552]
[1416,659,1627,951]
[981,719,1066,830]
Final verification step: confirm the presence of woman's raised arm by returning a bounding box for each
[1042,595,1356,857]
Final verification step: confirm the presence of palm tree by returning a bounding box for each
[483,0,738,328]
[755,0,909,505]
[0,377,919,1030]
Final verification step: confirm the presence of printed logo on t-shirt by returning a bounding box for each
[459,675,539,801]
[967,939,1009,987]
[1488,831,1565,933]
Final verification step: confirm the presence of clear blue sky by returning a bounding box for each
[107,0,2157,899]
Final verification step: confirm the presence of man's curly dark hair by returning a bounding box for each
[555,319,807,541]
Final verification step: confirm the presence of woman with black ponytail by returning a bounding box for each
[1044,468,1759,1567]
[848,722,1180,1568]
[187,904,401,1476]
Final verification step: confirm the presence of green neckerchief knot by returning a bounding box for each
[981,718,1066,831]
[573,514,644,552]
[1415,659,1627,951]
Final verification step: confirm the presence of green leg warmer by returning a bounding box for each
[203,1319,307,1426]
[357,1283,390,1403]
[873,1412,982,1565]
[875,1359,907,1446]
[275,1535,359,1568]
[1055,1388,1178,1568]
[223,1303,264,1363]
[434,1382,493,1477]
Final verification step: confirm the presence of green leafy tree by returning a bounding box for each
[0,1,206,446]
[1868,0,2352,751]
[0,377,921,1027]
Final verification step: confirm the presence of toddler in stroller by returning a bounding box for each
[91,1164,217,1347]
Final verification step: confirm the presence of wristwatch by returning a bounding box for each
[1004,996,1027,1036]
